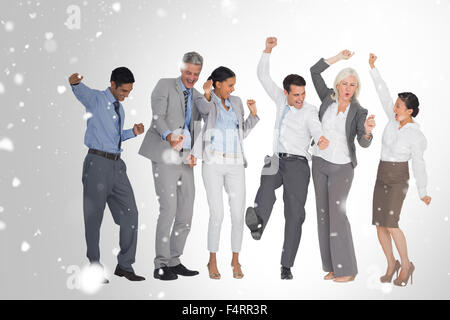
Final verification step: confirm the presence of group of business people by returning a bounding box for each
[69,36,431,287]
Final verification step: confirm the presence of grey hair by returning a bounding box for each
[331,67,361,101]
[182,51,203,67]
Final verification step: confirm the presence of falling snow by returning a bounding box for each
[21,241,30,252]
[0,137,14,152]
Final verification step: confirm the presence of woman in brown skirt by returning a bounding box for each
[369,53,431,287]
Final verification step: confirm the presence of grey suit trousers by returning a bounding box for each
[82,153,138,272]
[311,156,357,277]
[254,155,310,268]
[152,158,195,269]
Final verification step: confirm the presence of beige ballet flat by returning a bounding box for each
[324,272,335,280]
[333,275,356,283]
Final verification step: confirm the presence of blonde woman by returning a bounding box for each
[369,53,431,286]
[310,50,376,283]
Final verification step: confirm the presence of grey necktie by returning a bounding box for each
[183,90,189,115]
[113,101,122,151]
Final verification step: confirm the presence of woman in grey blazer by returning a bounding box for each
[310,50,376,283]
[191,67,259,279]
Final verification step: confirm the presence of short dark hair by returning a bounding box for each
[283,74,306,93]
[207,66,235,88]
[398,92,420,117]
[110,67,135,88]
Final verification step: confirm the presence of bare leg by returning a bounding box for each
[208,252,220,278]
[388,227,411,279]
[376,226,397,275]
[231,252,243,278]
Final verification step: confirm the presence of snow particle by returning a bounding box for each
[57,85,66,94]
[156,8,167,18]
[112,2,121,12]
[21,241,30,252]
[14,73,24,86]
[95,31,102,38]
[0,137,14,152]
[83,112,93,120]
[12,177,21,188]
[162,237,168,243]
[0,82,4,94]
[0,221,6,231]
[4,21,14,32]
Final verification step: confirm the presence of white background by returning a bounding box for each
[1,0,449,299]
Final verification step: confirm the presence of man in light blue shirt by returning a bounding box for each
[69,67,145,282]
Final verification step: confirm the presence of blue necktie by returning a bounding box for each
[113,101,122,151]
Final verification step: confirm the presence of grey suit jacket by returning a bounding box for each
[310,58,372,168]
[138,77,203,163]
[191,94,260,168]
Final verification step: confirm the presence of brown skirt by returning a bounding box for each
[372,161,409,228]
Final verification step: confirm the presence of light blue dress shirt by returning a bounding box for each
[71,82,136,154]
[161,78,192,150]
[211,91,241,155]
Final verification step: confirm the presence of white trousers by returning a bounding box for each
[202,161,246,253]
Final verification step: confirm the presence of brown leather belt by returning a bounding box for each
[88,148,121,161]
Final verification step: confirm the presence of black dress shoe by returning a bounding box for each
[154,265,178,281]
[245,207,263,240]
[114,265,146,281]
[169,263,199,277]
[281,266,293,280]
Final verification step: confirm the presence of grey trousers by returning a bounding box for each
[254,155,310,268]
[311,156,357,277]
[82,153,138,272]
[152,160,195,269]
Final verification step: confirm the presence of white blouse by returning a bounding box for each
[370,67,428,199]
[313,102,352,164]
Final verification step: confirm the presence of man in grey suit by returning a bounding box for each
[139,52,203,280]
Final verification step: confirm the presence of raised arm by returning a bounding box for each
[242,99,260,138]
[194,79,214,116]
[368,53,395,119]
[310,50,354,102]
[69,73,97,109]
[256,37,285,105]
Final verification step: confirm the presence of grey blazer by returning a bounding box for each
[191,94,259,168]
[138,77,203,163]
[310,58,372,168]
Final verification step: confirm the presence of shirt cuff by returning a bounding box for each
[162,130,172,141]
[418,187,427,200]
[122,129,136,141]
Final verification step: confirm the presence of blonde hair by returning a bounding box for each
[331,68,361,101]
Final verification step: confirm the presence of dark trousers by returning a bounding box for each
[82,153,138,272]
[254,155,310,268]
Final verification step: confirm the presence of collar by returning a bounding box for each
[212,90,232,108]
[178,78,192,94]
[105,87,118,105]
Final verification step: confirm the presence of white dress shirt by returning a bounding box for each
[370,67,428,199]
[313,102,352,164]
[257,52,323,160]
